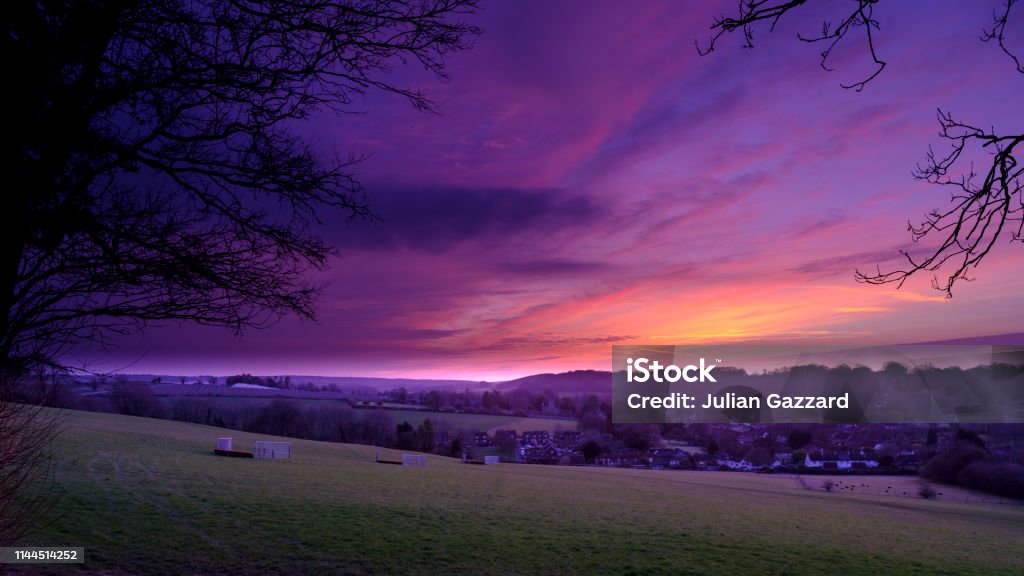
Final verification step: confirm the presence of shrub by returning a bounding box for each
[918,483,937,499]
[112,381,165,418]
[921,441,988,484]
[957,462,1024,499]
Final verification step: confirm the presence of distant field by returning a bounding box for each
[149,384,360,399]
[16,410,1024,575]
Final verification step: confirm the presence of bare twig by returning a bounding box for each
[697,0,885,91]
[0,376,66,545]
[982,0,1024,74]
[698,1,1024,294]
[856,112,1024,296]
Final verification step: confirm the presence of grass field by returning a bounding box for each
[16,410,1024,575]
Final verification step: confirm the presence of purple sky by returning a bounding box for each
[98,0,1024,380]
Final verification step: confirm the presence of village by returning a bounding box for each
[32,371,1023,499]
[460,422,1019,476]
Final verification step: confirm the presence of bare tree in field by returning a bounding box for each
[1,0,480,545]
[0,384,65,545]
[699,0,1023,297]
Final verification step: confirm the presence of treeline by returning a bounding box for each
[385,386,607,418]
[173,397,406,447]
[111,383,405,446]
[66,380,610,457]
[225,373,293,388]
[921,429,1024,499]
[174,396,480,456]
[223,373,356,393]
[49,380,462,454]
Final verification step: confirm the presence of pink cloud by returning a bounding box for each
[91,0,1024,379]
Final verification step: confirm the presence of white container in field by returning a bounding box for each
[216,437,232,450]
[484,455,499,465]
[254,441,291,460]
[402,454,427,467]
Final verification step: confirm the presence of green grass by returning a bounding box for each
[17,410,1024,575]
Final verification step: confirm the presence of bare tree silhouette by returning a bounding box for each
[0,379,65,546]
[3,0,480,377]
[872,111,1023,295]
[700,0,1023,297]
[697,0,885,91]
[1,0,479,544]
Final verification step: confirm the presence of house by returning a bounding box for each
[717,459,757,471]
[596,453,646,468]
[649,448,692,469]
[803,452,878,470]
[553,430,582,450]
[520,431,550,447]
[473,432,492,447]
[524,441,560,464]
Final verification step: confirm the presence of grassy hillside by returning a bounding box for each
[16,410,1024,575]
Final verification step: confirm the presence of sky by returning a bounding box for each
[100,0,1024,380]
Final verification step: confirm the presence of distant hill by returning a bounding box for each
[87,333,1023,396]
[494,370,611,395]
[275,375,482,391]
[89,371,614,395]
[914,332,1024,345]
[108,374,481,391]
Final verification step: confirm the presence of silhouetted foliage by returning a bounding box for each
[706,437,719,456]
[12,373,79,410]
[0,386,65,545]
[746,446,775,467]
[396,421,417,451]
[956,428,987,449]
[581,440,602,463]
[418,418,435,452]
[616,425,655,452]
[1,1,479,543]
[921,439,1024,499]
[448,436,463,458]
[922,441,989,484]
[787,429,812,450]
[111,381,165,419]
[956,461,1024,499]
[250,399,305,438]
[2,0,480,379]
